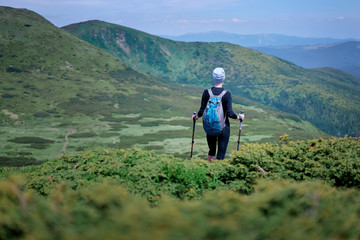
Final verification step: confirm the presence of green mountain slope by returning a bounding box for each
[0,7,328,164]
[63,20,360,137]
[0,7,191,160]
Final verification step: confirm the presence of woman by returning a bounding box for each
[193,67,244,162]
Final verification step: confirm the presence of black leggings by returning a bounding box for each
[206,125,230,160]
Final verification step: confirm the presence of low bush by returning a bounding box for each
[0,136,359,239]
[0,176,359,240]
[17,148,256,198]
[232,136,360,188]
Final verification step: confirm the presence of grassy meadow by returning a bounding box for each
[1,101,327,165]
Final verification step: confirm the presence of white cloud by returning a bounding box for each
[337,16,345,20]
[176,18,226,24]
[232,18,247,23]
[198,19,225,23]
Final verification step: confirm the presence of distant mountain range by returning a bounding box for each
[161,31,359,47]
[162,32,360,79]
[254,41,360,79]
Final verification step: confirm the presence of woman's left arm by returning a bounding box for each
[225,92,239,119]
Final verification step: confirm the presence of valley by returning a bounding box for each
[1,6,357,165]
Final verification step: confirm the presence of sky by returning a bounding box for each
[1,0,360,39]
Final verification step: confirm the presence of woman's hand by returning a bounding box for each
[237,113,245,121]
[193,115,199,121]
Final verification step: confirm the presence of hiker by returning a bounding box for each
[193,67,244,162]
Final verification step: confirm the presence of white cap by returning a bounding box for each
[213,67,225,84]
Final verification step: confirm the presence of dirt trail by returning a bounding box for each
[58,127,77,157]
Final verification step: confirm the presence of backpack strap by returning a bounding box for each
[207,89,227,99]
[207,88,214,98]
[218,90,227,99]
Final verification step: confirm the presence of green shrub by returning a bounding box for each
[0,176,359,240]
[33,111,50,118]
[7,147,257,198]
[1,137,359,239]
[69,132,97,138]
[232,136,360,188]
[8,137,54,144]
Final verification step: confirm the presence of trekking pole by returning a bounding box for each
[237,110,244,151]
[190,112,197,159]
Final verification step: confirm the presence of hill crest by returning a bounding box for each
[160,31,359,47]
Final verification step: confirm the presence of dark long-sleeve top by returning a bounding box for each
[197,87,238,126]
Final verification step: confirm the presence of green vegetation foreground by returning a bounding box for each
[0,136,360,239]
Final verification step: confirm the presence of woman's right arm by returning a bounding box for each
[193,90,208,120]
[197,90,208,118]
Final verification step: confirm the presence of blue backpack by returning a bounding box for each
[203,89,227,136]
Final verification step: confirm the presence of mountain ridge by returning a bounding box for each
[160,31,359,47]
[162,31,360,79]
